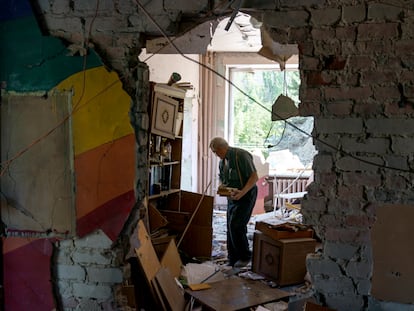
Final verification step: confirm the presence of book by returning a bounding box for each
[217,185,238,197]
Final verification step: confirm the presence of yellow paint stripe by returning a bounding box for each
[55,66,133,155]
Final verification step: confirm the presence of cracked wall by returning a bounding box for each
[275,3,414,310]
[1,3,141,308]
[3,0,414,310]
[1,92,75,235]
[53,230,125,310]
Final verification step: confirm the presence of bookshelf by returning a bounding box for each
[148,83,213,259]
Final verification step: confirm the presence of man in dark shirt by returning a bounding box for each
[210,137,258,267]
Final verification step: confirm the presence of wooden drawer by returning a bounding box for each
[252,231,316,286]
[255,221,313,240]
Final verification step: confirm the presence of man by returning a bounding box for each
[210,137,258,267]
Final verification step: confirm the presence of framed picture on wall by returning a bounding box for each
[151,92,178,139]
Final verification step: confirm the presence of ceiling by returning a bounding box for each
[209,13,262,52]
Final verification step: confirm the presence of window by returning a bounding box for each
[227,64,316,173]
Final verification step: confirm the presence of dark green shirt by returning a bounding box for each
[219,147,257,189]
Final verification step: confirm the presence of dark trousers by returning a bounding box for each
[226,186,258,265]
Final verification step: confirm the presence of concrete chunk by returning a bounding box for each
[74,230,112,249]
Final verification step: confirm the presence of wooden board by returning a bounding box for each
[255,221,313,240]
[135,220,161,283]
[178,225,212,258]
[160,239,183,278]
[305,301,336,311]
[185,277,290,311]
[161,210,213,258]
[120,285,136,308]
[154,267,186,311]
[371,204,414,303]
[152,234,175,259]
[148,203,168,233]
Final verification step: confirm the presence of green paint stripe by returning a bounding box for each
[0,16,102,92]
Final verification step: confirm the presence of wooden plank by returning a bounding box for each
[148,203,168,233]
[255,221,313,240]
[180,191,214,226]
[186,276,290,311]
[161,210,191,232]
[151,278,168,311]
[304,301,336,311]
[160,209,213,258]
[178,225,212,259]
[152,234,175,259]
[120,285,136,308]
[160,239,183,279]
[135,220,161,283]
[371,204,414,304]
[154,267,186,311]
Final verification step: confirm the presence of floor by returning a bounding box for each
[208,208,315,311]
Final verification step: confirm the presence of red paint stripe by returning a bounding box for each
[77,190,135,240]
[3,238,55,311]
[75,134,135,218]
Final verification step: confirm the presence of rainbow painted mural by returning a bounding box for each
[0,1,136,309]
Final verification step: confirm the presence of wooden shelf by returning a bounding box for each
[147,83,213,259]
[150,161,180,167]
[149,188,180,200]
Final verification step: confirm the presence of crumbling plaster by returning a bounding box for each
[31,0,414,310]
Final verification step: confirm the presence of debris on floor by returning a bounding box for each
[209,207,317,310]
[130,206,317,310]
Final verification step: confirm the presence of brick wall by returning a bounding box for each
[35,0,414,309]
[260,2,414,310]
[54,230,124,310]
[52,63,150,311]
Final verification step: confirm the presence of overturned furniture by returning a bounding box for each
[185,276,290,311]
[134,220,291,310]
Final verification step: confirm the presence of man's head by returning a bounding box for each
[209,137,229,159]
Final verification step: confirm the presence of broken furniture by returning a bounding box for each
[252,220,316,286]
[135,219,291,311]
[152,190,214,258]
[135,220,186,310]
[132,82,214,309]
[148,83,213,259]
[185,276,290,311]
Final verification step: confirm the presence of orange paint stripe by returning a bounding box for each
[75,134,136,218]
[3,237,37,254]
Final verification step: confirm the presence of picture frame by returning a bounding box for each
[151,92,178,139]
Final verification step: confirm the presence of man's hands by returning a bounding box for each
[230,189,243,200]
[230,171,258,200]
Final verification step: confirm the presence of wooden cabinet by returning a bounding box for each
[148,83,213,259]
[252,231,316,286]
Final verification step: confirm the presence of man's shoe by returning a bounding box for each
[234,259,250,268]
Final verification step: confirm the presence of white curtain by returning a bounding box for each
[198,52,216,196]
